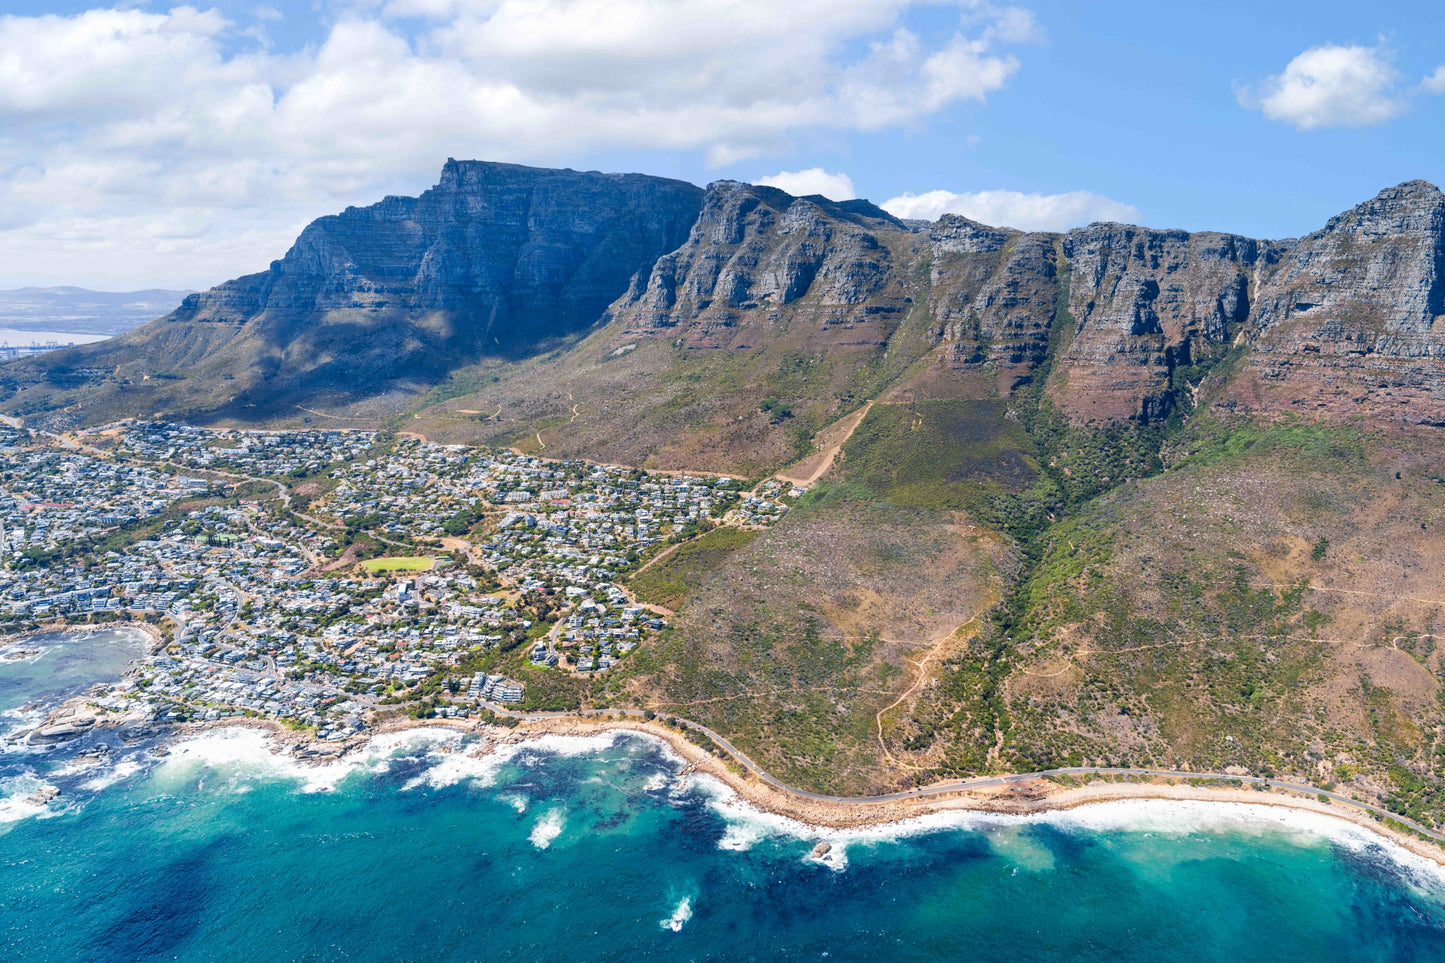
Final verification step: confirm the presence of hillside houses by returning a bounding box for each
[0,421,792,733]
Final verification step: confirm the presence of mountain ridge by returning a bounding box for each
[2,162,1442,455]
[6,164,1445,818]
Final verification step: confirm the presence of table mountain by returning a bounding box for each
[4,164,1442,443]
[4,160,702,420]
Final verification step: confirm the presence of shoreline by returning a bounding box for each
[10,624,1439,871]
[189,713,1445,871]
[1,620,166,654]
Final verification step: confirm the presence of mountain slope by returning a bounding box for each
[7,163,1445,818]
[5,165,1442,454]
[3,161,703,422]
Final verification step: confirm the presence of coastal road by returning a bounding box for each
[471,702,1445,846]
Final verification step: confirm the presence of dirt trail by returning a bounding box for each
[775,401,874,486]
[293,404,367,422]
[875,604,989,771]
[629,541,681,578]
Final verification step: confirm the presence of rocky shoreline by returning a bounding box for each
[167,713,1445,871]
[12,621,1441,871]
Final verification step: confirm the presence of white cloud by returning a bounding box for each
[0,2,1037,287]
[1242,44,1403,130]
[1422,65,1445,95]
[881,188,1138,231]
[754,169,857,200]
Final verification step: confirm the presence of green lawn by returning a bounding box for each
[358,556,436,574]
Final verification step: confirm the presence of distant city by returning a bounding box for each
[0,286,191,357]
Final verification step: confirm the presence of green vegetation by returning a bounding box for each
[839,399,1037,510]
[358,556,435,574]
[627,527,758,610]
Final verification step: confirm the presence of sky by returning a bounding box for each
[0,0,1442,290]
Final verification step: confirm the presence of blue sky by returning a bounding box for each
[0,0,1441,288]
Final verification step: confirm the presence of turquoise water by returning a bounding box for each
[2,726,1444,962]
[0,628,147,716]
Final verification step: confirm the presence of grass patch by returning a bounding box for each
[358,556,436,574]
[840,399,1037,510]
[627,526,759,610]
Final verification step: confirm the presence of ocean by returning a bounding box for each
[3,629,1445,962]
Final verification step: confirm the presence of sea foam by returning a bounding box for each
[0,774,59,827]
[126,725,1445,891]
[689,769,1445,888]
[529,808,566,849]
[660,896,692,932]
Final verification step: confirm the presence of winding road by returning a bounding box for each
[467,703,1445,846]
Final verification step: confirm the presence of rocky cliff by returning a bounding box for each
[4,165,1443,434]
[611,181,917,347]
[1236,180,1445,423]
[5,161,703,419]
[1051,226,1283,421]
[179,160,705,342]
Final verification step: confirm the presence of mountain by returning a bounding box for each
[0,287,193,337]
[4,164,1442,445]
[5,162,1445,807]
[2,160,702,421]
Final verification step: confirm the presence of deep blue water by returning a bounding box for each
[2,724,1445,963]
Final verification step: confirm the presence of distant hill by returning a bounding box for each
[0,287,193,337]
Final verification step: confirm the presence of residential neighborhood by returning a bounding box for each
[0,420,792,738]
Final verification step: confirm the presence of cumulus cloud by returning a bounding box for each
[1241,44,1404,130]
[0,1,1037,287]
[754,169,857,200]
[1422,65,1445,95]
[881,188,1138,231]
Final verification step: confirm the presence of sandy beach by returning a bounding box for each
[190,711,1445,870]
[14,622,1439,867]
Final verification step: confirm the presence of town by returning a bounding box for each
[0,421,795,741]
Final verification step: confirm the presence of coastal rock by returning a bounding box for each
[30,717,94,744]
[29,700,108,744]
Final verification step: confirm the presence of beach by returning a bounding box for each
[8,701,1445,961]
[9,622,1444,872]
[184,712,1445,872]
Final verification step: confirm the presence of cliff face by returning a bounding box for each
[1051,226,1283,420]
[177,160,705,349]
[611,181,915,344]
[1237,181,1445,422]
[10,161,704,418]
[5,164,1443,434]
[934,231,1056,374]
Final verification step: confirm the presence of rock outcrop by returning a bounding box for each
[1052,226,1283,421]
[178,160,704,345]
[8,160,703,419]
[612,181,915,344]
[937,232,1059,377]
[5,164,1443,433]
[1237,180,1445,422]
